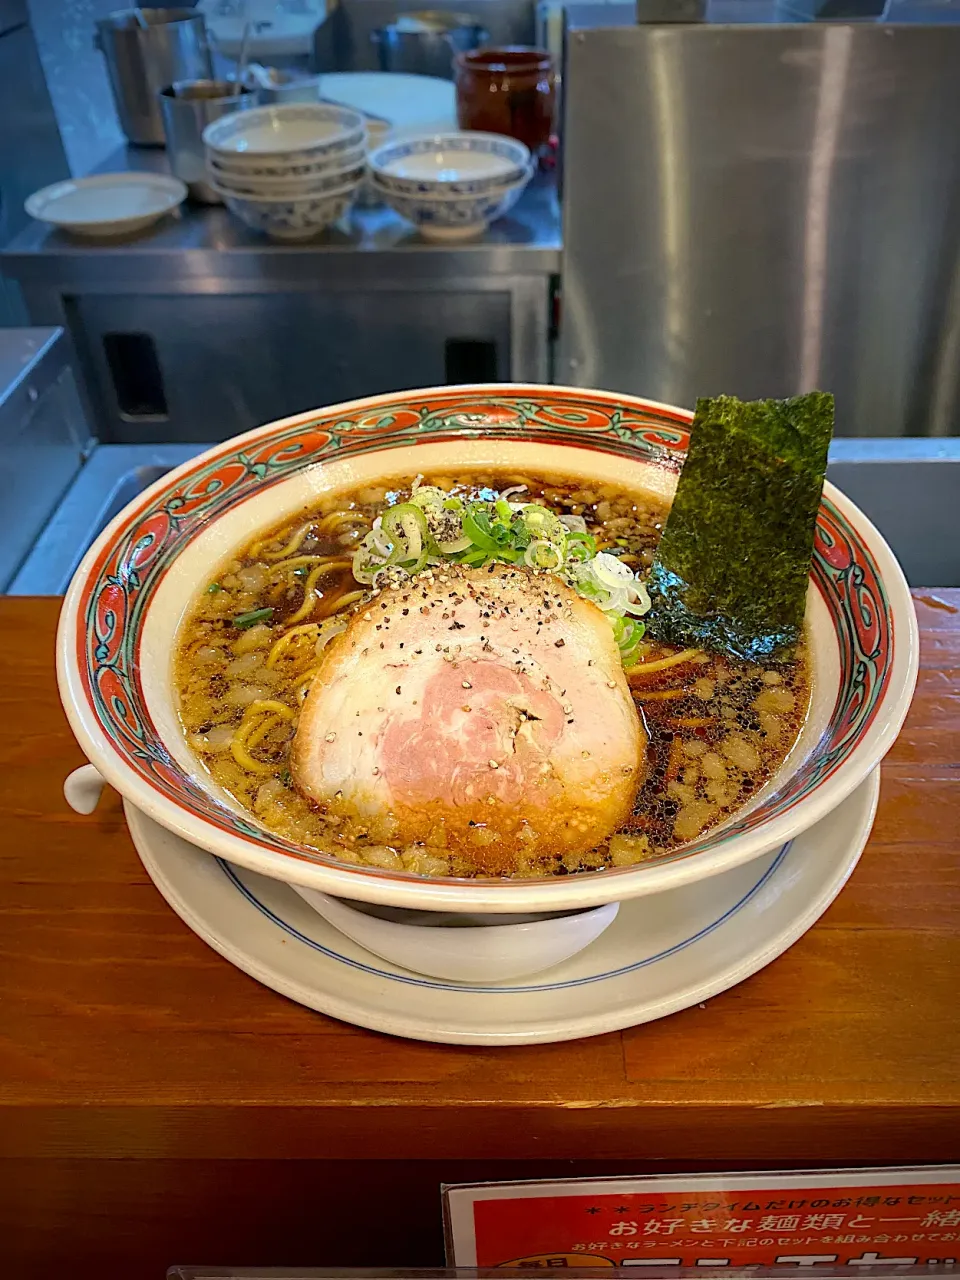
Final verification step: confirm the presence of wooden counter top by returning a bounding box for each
[1,593,958,1276]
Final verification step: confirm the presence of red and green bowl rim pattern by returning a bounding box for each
[74,388,893,878]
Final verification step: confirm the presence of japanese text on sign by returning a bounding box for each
[443,1167,960,1270]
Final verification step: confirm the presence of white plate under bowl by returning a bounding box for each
[124,769,879,1045]
[25,173,187,238]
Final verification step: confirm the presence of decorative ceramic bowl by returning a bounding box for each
[369,130,530,196]
[211,158,367,199]
[356,117,393,208]
[202,103,366,170]
[207,147,366,181]
[214,180,360,240]
[371,172,530,241]
[57,385,918,914]
[289,889,620,982]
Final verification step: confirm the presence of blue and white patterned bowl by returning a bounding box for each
[369,131,531,197]
[372,169,532,241]
[203,104,366,171]
[215,180,361,240]
[208,144,367,184]
[211,158,367,199]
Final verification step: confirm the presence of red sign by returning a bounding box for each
[444,1168,960,1270]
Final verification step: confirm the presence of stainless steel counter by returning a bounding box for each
[0,326,57,395]
[4,145,562,284]
[0,326,89,590]
[2,147,561,443]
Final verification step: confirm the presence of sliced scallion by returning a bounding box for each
[232,607,274,629]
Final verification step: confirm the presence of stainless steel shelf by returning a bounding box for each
[1,148,561,444]
[2,146,562,290]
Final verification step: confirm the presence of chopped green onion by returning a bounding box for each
[524,539,563,570]
[564,531,597,562]
[520,503,565,542]
[462,505,506,557]
[437,534,473,554]
[381,503,427,561]
[348,487,653,669]
[206,582,221,594]
[408,486,448,512]
[232,607,274,629]
[401,545,430,575]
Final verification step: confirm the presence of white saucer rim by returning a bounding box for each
[25,173,188,227]
[125,769,879,1045]
[217,846,790,995]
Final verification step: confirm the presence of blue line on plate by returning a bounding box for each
[217,841,792,995]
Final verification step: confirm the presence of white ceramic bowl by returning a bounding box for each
[369,131,531,196]
[208,145,366,184]
[207,143,367,183]
[371,171,531,241]
[202,103,366,170]
[290,889,620,982]
[211,158,367,199]
[57,384,918,915]
[215,179,361,240]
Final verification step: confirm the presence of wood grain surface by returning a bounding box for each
[1,593,957,1279]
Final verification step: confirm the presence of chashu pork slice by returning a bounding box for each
[291,564,645,875]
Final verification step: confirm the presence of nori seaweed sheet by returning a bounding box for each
[646,391,834,662]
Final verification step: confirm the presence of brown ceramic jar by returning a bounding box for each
[454,47,557,156]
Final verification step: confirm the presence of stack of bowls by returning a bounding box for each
[368,131,533,241]
[202,103,367,240]
[356,113,393,208]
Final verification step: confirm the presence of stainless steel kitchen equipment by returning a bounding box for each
[0,0,69,325]
[0,328,91,593]
[556,13,960,436]
[244,65,324,103]
[1,147,559,446]
[372,11,489,77]
[315,0,534,72]
[8,441,207,595]
[159,78,256,203]
[95,8,214,146]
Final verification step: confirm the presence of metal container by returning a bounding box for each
[371,11,489,79]
[158,78,255,203]
[94,8,213,146]
[244,65,324,104]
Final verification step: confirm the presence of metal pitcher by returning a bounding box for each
[159,79,255,203]
[371,11,489,80]
[95,8,213,146]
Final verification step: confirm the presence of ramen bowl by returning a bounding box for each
[289,889,620,982]
[57,384,918,915]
